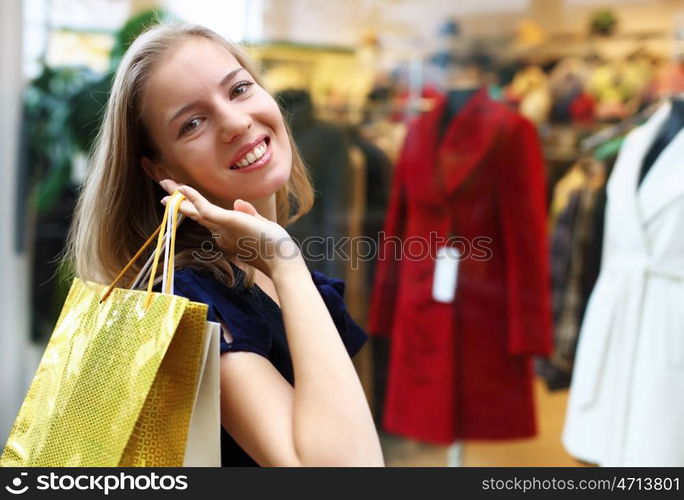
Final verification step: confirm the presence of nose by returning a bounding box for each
[217,104,252,143]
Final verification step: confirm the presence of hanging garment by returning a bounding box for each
[368,88,552,444]
[278,89,351,279]
[506,65,552,126]
[538,160,606,391]
[345,126,392,293]
[549,58,587,118]
[563,101,684,466]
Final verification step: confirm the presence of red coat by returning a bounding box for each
[368,88,553,444]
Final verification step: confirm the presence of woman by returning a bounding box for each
[65,22,384,467]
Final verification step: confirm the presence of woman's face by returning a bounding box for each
[140,38,292,208]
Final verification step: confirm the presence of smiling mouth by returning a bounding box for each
[230,138,270,170]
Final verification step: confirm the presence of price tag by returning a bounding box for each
[432,246,460,303]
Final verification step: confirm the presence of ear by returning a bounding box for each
[141,156,169,183]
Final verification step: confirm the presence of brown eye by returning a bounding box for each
[230,81,253,99]
[180,117,203,136]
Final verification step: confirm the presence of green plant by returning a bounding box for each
[590,9,618,37]
[26,9,168,214]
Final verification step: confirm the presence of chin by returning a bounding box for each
[265,162,292,191]
[245,164,291,200]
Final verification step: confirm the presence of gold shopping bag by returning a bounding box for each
[1,192,220,467]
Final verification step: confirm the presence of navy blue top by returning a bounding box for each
[170,265,368,466]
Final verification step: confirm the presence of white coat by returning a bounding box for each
[562,101,684,466]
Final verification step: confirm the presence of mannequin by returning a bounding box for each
[438,83,478,468]
[429,18,490,140]
[429,45,489,468]
[433,54,482,468]
[426,20,502,467]
[438,88,479,139]
[369,75,551,466]
[374,20,549,467]
[639,97,684,186]
[562,99,684,466]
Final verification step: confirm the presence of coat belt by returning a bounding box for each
[573,253,684,463]
[606,254,684,279]
[576,254,684,407]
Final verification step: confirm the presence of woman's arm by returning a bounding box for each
[271,259,384,466]
[218,261,384,466]
[160,182,384,466]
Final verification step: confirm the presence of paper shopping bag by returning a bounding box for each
[1,192,221,467]
[117,297,210,467]
[183,321,221,467]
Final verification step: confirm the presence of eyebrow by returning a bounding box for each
[167,68,244,126]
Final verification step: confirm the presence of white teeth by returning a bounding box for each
[232,140,267,169]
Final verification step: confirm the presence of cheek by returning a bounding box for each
[267,134,291,173]
[259,99,292,170]
[174,136,215,167]
[261,137,292,196]
[269,112,291,158]
[275,132,293,180]
[259,93,287,133]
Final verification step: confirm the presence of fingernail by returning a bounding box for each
[161,196,169,205]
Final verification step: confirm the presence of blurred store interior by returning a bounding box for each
[2,0,684,466]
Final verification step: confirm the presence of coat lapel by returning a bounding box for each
[638,101,684,223]
[606,103,668,253]
[405,88,506,205]
[438,88,506,196]
[402,93,447,204]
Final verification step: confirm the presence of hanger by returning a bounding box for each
[579,100,662,152]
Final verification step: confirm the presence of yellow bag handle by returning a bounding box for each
[100,191,185,307]
[155,190,184,296]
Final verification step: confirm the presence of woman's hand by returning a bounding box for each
[159,179,303,277]
[160,180,384,467]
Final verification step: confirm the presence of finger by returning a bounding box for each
[161,195,201,221]
[176,198,202,221]
[159,178,180,194]
[176,186,262,238]
[233,199,258,216]
[177,184,227,225]
[234,199,271,223]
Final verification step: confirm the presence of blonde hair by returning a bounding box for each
[64,22,313,288]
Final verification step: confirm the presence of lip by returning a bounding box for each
[229,138,272,173]
[229,134,269,167]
